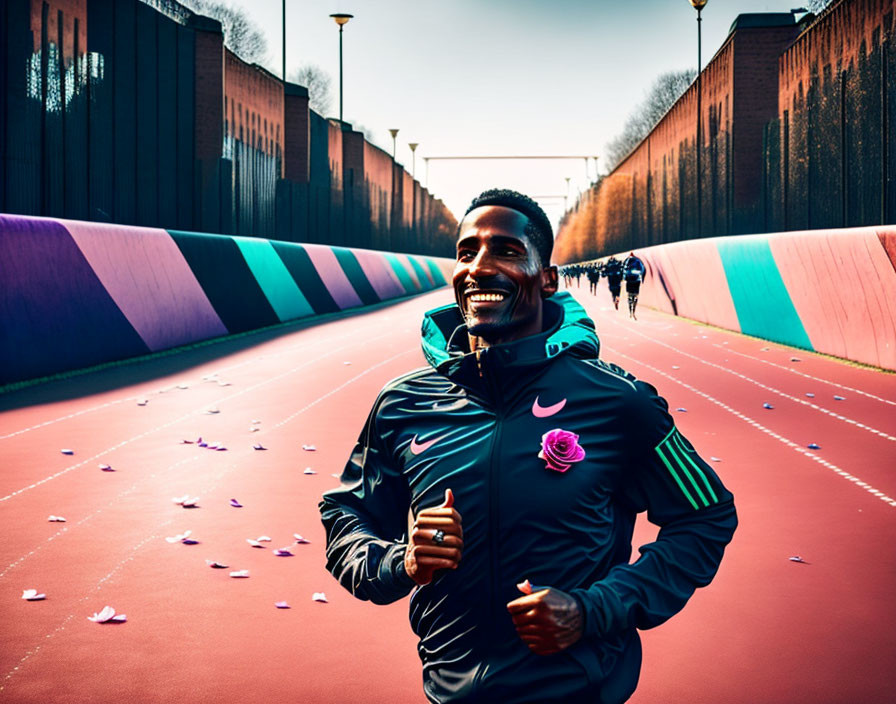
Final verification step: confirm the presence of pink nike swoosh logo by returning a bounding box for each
[410,434,441,455]
[532,396,567,418]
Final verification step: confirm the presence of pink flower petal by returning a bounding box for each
[206,560,229,569]
[303,468,317,475]
[247,539,264,548]
[47,515,66,522]
[230,499,243,508]
[99,463,114,471]
[253,444,267,451]
[230,570,250,578]
[302,444,317,451]
[22,589,46,601]
[275,601,290,609]
[293,534,310,544]
[311,592,328,603]
[273,548,294,557]
[60,449,74,455]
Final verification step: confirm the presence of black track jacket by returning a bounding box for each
[320,292,737,703]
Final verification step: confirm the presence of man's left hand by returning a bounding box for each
[506,579,584,655]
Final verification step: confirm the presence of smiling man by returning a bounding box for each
[320,188,737,703]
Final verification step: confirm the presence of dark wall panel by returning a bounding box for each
[135,2,158,226]
[176,24,195,230]
[168,230,279,333]
[270,240,340,315]
[157,13,177,228]
[332,247,380,305]
[113,0,137,223]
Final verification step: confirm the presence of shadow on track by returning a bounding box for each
[0,293,439,411]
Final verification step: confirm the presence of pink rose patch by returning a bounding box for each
[538,429,586,473]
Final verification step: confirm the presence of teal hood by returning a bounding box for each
[421,291,600,377]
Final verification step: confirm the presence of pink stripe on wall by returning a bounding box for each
[635,239,740,332]
[770,227,896,370]
[352,249,405,300]
[302,244,364,309]
[61,220,228,352]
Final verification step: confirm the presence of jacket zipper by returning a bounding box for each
[472,347,502,698]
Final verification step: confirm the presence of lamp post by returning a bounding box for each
[388,128,399,159]
[329,13,353,124]
[408,142,419,179]
[690,0,707,237]
[282,0,286,81]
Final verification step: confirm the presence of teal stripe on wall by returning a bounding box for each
[424,258,448,287]
[232,237,315,322]
[716,238,814,350]
[384,253,417,293]
[407,256,433,290]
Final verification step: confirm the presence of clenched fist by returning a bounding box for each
[506,579,583,655]
[404,489,463,586]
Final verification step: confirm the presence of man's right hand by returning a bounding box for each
[404,489,463,586]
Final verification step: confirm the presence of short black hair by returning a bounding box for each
[462,188,554,265]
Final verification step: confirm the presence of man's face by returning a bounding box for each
[453,205,557,346]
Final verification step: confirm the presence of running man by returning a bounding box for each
[320,189,737,703]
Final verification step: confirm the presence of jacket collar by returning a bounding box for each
[421,291,600,381]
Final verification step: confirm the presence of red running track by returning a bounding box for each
[1,288,894,703]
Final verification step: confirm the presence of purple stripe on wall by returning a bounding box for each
[352,249,406,301]
[302,244,364,310]
[62,220,228,351]
[0,215,151,384]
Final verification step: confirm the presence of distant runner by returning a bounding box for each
[623,252,645,320]
[602,256,624,310]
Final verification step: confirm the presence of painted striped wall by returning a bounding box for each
[0,215,452,385]
[626,225,896,371]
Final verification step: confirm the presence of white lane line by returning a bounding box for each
[606,346,896,510]
[710,343,896,407]
[270,348,417,431]
[0,344,419,689]
[0,331,393,505]
[0,454,203,579]
[606,318,895,442]
[0,522,173,693]
[0,319,377,441]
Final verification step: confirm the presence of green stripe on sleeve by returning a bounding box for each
[655,445,700,510]
[671,432,719,504]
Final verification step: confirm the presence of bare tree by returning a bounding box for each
[805,0,834,14]
[290,64,333,116]
[178,0,268,65]
[604,69,696,171]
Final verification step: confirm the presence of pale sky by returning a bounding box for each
[225,0,809,229]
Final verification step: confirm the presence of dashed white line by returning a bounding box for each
[607,346,896,509]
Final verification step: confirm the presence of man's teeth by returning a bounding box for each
[469,293,506,302]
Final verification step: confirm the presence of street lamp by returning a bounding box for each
[408,142,419,179]
[329,13,353,124]
[389,128,399,159]
[690,0,707,237]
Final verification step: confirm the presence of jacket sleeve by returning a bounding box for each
[570,380,737,638]
[318,393,416,605]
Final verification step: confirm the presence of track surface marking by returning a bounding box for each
[1,288,894,703]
